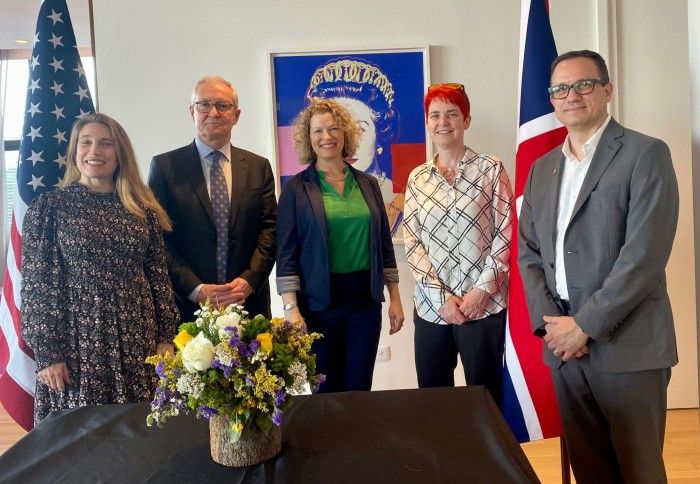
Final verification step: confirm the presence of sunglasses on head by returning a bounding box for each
[428,83,466,94]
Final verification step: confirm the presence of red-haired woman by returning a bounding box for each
[403,84,513,406]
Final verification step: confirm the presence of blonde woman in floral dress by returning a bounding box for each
[20,113,179,423]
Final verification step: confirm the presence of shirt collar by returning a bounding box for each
[194,138,231,163]
[562,115,612,162]
[428,146,474,173]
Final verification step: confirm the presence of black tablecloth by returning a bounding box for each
[0,386,539,483]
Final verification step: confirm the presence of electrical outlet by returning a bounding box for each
[376,345,391,362]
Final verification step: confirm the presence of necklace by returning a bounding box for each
[440,167,456,180]
[319,168,348,183]
[322,171,347,182]
[438,165,458,184]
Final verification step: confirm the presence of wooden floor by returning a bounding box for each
[1,404,698,482]
[521,408,700,482]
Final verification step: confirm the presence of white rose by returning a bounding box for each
[181,332,215,372]
[216,312,242,340]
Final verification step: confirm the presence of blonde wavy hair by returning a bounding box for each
[292,98,361,164]
[60,113,173,231]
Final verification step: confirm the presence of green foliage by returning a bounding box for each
[178,322,199,336]
[270,342,293,373]
[255,411,273,434]
[242,314,272,340]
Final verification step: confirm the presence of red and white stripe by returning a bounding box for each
[0,196,36,431]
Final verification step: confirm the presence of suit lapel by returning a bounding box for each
[569,119,623,223]
[184,142,215,224]
[302,164,329,250]
[544,152,566,254]
[229,146,248,230]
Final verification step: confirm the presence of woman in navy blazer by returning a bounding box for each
[276,98,404,392]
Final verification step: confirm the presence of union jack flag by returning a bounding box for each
[501,0,567,442]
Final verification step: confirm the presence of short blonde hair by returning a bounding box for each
[292,98,360,164]
[61,113,173,231]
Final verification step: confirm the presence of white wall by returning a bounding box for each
[615,0,697,408]
[688,0,700,406]
[92,0,698,406]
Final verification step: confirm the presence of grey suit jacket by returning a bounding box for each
[518,118,679,372]
[148,141,277,320]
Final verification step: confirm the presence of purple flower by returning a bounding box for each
[238,339,260,358]
[155,361,166,379]
[272,408,283,427]
[274,389,286,406]
[245,375,255,387]
[249,339,261,353]
[228,333,240,349]
[238,343,252,358]
[198,405,218,420]
[152,387,169,407]
[212,359,234,379]
[311,374,326,393]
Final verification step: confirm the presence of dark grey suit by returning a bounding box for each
[518,118,678,483]
[148,141,276,320]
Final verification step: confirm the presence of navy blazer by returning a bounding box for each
[276,162,397,312]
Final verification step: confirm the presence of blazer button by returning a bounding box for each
[566,250,578,254]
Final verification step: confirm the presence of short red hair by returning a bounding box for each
[424,84,470,120]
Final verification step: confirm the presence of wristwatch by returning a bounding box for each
[283,302,297,311]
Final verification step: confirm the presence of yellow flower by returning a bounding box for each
[256,332,273,353]
[173,330,194,350]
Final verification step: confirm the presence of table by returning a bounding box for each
[0,386,539,483]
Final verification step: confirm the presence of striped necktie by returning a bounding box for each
[209,151,230,284]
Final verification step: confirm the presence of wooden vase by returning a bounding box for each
[209,415,282,467]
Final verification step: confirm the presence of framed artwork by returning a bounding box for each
[269,47,430,239]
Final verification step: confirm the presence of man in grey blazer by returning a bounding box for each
[518,50,678,483]
[148,76,276,321]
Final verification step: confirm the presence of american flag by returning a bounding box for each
[0,0,95,431]
[500,0,568,442]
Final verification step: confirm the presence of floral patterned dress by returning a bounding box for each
[20,184,179,423]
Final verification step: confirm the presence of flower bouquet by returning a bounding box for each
[146,300,323,466]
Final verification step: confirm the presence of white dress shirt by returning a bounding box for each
[194,138,232,202]
[554,115,611,300]
[189,139,234,301]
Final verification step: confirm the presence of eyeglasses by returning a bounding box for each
[548,79,606,99]
[428,83,466,94]
[193,100,237,113]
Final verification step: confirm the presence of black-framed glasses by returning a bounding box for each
[428,83,466,94]
[548,79,606,99]
[193,100,237,113]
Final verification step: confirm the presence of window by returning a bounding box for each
[1,56,96,237]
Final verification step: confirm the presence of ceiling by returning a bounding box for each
[1,0,92,52]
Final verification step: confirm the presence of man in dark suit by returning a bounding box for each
[518,50,678,483]
[148,75,276,320]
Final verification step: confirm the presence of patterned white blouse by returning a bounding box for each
[403,147,514,324]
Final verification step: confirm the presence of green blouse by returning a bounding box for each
[318,168,371,274]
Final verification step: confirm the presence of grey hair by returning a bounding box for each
[190,75,239,107]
